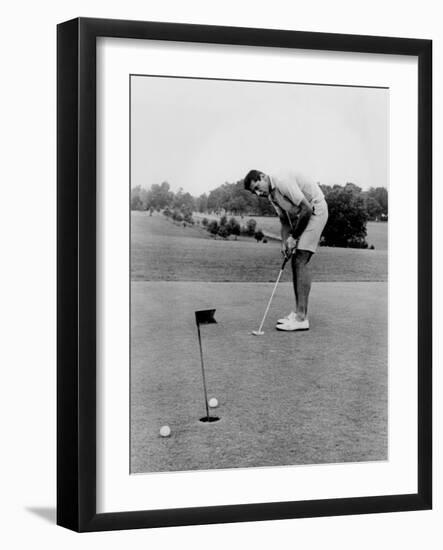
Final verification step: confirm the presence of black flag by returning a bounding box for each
[195,309,217,326]
[195,309,217,421]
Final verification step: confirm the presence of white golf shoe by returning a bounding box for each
[277,311,297,324]
[276,318,310,331]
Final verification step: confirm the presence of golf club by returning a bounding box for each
[252,252,293,336]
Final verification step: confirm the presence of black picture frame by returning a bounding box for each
[57,17,432,532]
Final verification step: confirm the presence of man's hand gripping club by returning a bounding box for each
[281,235,298,260]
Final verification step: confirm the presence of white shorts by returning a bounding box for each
[297,199,328,253]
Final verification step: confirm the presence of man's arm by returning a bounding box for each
[279,215,291,239]
[279,215,292,255]
[280,198,312,255]
[289,198,312,240]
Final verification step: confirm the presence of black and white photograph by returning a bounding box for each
[130,75,389,474]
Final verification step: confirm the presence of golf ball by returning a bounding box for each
[159,425,171,437]
[208,397,219,408]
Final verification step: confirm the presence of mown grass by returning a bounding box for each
[131,281,388,473]
[365,221,388,250]
[131,212,387,282]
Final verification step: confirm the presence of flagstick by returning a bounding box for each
[196,323,210,419]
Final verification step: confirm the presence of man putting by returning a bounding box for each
[244,170,328,331]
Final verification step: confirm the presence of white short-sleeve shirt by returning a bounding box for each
[269,173,325,217]
[269,172,328,252]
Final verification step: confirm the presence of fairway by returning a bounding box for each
[131,213,387,282]
[131,281,387,473]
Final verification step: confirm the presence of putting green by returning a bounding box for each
[131,281,387,473]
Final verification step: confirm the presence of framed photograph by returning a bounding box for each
[57,17,432,532]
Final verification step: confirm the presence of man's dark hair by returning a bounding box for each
[243,169,263,191]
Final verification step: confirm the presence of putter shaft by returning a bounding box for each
[255,268,284,334]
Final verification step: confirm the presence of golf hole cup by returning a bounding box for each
[159,425,171,437]
[208,397,219,408]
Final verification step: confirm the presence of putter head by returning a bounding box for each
[251,330,265,336]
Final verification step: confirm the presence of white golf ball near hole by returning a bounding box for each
[159,425,171,437]
[208,397,219,408]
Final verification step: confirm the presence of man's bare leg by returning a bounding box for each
[291,250,313,321]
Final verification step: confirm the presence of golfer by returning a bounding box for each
[244,170,328,331]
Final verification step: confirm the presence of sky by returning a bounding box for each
[131,75,388,196]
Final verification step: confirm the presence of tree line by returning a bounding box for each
[131,180,275,216]
[131,179,388,248]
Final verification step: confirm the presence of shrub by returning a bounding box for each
[172,211,183,223]
[218,226,229,239]
[183,211,194,224]
[245,219,257,236]
[227,217,241,240]
[207,220,219,237]
[201,217,209,227]
[254,229,264,242]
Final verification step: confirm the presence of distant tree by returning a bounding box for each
[208,180,260,215]
[319,183,333,196]
[367,187,388,215]
[207,185,230,213]
[219,214,228,227]
[131,185,149,210]
[227,195,248,216]
[173,188,196,212]
[131,194,143,210]
[365,196,383,221]
[257,197,276,216]
[322,185,368,248]
[196,193,209,213]
[145,181,174,210]
[344,182,362,194]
